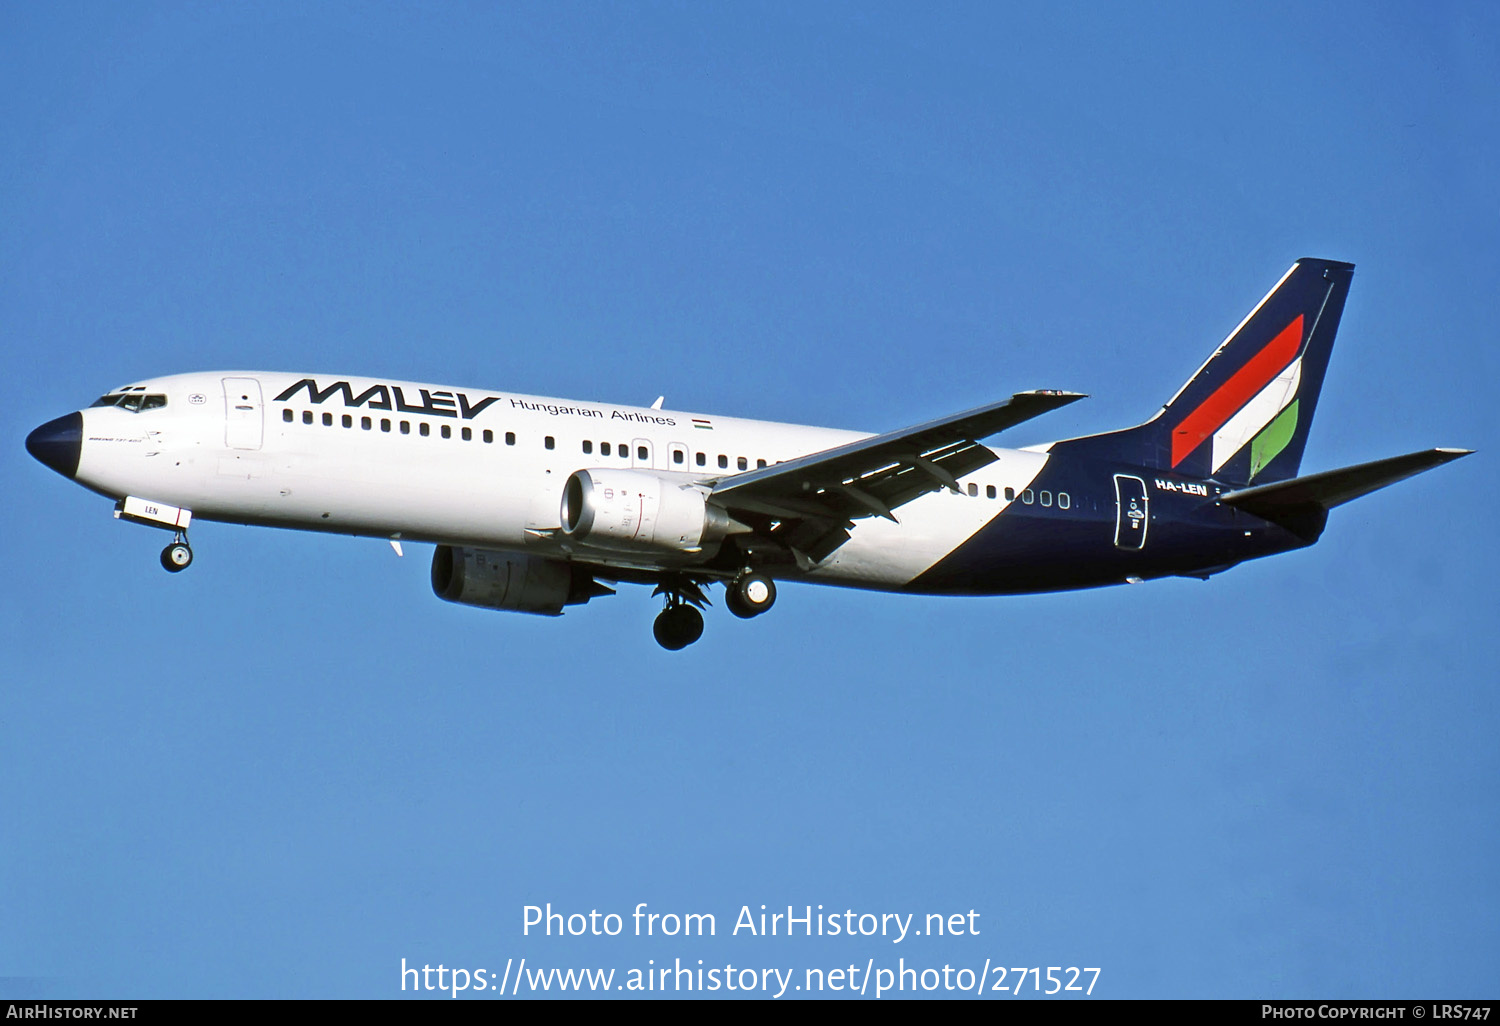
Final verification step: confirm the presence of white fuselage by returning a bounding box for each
[71,371,1052,590]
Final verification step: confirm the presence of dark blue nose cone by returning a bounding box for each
[26,412,83,479]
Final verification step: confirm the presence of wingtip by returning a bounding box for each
[1021,389,1089,400]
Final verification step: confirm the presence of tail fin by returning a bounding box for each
[1052,258,1354,486]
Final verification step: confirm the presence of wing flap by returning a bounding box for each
[711,390,1085,522]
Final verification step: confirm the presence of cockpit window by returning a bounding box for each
[89,393,167,412]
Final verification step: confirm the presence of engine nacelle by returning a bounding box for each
[430,546,606,616]
[560,468,740,553]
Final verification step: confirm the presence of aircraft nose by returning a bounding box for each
[26,412,83,479]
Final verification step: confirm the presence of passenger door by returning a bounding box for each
[223,377,264,450]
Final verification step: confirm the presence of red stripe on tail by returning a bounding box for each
[1170,314,1303,467]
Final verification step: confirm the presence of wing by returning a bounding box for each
[710,390,1086,565]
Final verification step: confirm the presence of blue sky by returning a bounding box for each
[4,2,1496,999]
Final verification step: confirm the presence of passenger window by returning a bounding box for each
[718,455,728,469]
[1022,489,1033,504]
[282,409,293,422]
[381,418,392,432]
[505,432,515,445]
[673,449,684,464]
[696,452,706,467]
[323,412,333,426]
[401,421,410,434]
[638,445,648,460]
[342,414,353,428]
[737,457,748,470]
[618,442,628,456]
[441,424,451,439]
[601,442,611,456]
[986,485,996,499]
[583,440,593,454]
[757,459,767,469]
[968,483,978,497]
[482,429,493,443]
[361,416,372,430]
[1058,492,1071,509]
[1040,490,1052,507]
[1004,487,1014,501]
[462,426,472,441]
[546,436,555,450]
[420,422,430,437]
[303,411,314,425]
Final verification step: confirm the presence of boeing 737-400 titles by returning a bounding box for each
[26,259,1471,649]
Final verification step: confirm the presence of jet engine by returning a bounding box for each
[559,469,743,553]
[430,546,610,616]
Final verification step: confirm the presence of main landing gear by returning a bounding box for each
[653,600,705,651]
[651,577,709,651]
[725,571,776,619]
[651,571,778,650]
[160,532,193,573]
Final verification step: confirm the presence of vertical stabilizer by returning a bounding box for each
[1051,258,1354,486]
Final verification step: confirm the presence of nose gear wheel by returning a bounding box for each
[160,531,193,573]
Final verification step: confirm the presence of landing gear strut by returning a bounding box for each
[160,532,193,573]
[725,571,776,618]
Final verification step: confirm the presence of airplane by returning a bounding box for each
[25,258,1471,650]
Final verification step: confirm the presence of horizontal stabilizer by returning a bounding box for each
[1218,448,1473,520]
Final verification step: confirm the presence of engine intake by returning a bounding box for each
[431,546,609,616]
[560,468,741,553]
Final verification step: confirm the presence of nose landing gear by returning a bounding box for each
[160,532,193,573]
[114,497,196,574]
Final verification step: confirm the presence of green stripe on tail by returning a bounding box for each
[1249,400,1299,481]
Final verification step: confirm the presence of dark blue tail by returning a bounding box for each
[1052,258,1354,486]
